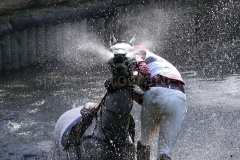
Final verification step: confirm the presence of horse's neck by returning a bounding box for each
[104,88,133,114]
[99,88,133,142]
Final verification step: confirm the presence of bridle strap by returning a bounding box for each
[94,92,108,112]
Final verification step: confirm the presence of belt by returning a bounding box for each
[151,84,185,93]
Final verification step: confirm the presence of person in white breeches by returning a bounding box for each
[133,45,187,160]
[141,87,186,159]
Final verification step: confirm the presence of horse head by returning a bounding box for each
[53,34,137,160]
[109,33,135,58]
[107,33,136,89]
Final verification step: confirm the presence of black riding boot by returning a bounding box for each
[137,141,150,160]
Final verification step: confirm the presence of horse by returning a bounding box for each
[52,36,137,160]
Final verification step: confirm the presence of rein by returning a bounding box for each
[64,92,109,151]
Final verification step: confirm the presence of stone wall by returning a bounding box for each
[0,1,153,71]
[0,0,90,15]
[0,4,116,71]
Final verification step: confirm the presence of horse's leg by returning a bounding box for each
[79,138,113,160]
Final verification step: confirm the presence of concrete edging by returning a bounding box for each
[0,4,116,36]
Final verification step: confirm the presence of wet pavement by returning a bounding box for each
[0,66,239,160]
[170,74,240,160]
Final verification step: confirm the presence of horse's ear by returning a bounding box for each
[129,36,135,46]
[110,32,117,46]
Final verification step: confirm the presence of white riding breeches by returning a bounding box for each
[140,86,187,157]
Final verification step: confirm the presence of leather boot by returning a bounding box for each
[137,141,150,160]
[157,154,171,160]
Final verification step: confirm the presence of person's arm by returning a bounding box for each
[134,55,151,90]
[133,89,144,105]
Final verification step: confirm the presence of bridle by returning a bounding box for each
[108,49,135,89]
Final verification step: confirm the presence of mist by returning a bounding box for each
[109,2,240,77]
[58,28,113,70]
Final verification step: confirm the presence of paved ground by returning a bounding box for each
[171,74,240,160]
[0,67,239,160]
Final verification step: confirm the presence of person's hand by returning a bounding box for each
[133,90,144,105]
[80,102,98,115]
[133,70,146,87]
